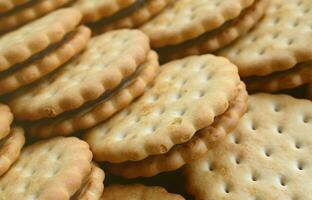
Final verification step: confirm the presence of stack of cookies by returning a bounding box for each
[83,54,247,178]
[0,136,105,200]
[218,0,312,93]
[140,0,270,62]
[73,0,172,32]
[0,0,75,34]
[6,29,159,140]
[0,8,90,96]
[0,103,25,177]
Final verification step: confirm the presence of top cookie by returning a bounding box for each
[84,54,240,163]
[74,0,136,23]
[185,94,312,200]
[0,103,13,140]
[219,0,312,77]
[0,0,30,13]
[0,8,81,72]
[141,0,255,47]
[101,184,185,200]
[0,137,92,200]
[9,29,150,120]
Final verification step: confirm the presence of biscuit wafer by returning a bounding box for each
[107,82,248,178]
[28,51,159,138]
[246,61,312,92]
[84,55,240,163]
[0,0,74,33]
[96,0,172,32]
[8,29,150,120]
[74,0,136,23]
[0,127,25,176]
[159,0,269,62]
[0,8,81,72]
[71,163,105,200]
[0,137,92,199]
[101,184,185,200]
[0,26,91,95]
[141,0,255,48]
[0,103,13,140]
[185,94,312,200]
[218,0,312,77]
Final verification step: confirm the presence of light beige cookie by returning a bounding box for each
[28,51,159,138]
[159,0,269,62]
[0,0,74,33]
[0,137,92,200]
[219,0,312,77]
[8,29,150,121]
[98,0,173,32]
[0,127,25,176]
[141,0,255,48]
[185,94,312,200]
[307,83,312,100]
[0,8,81,72]
[0,0,30,13]
[74,0,136,23]
[107,82,248,178]
[101,184,185,200]
[246,61,312,92]
[71,163,105,200]
[0,26,91,95]
[0,104,13,140]
[84,54,240,163]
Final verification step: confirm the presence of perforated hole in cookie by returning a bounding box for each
[278,176,287,187]
[204,161,215,172]
[276,126,284,134]
[263,148,272,158]
[234,154,242,165]
[251,172,260,182]
[294,141,303,149]
[296,160,305,171]
[223,183,231,194]
[302,115,310,123]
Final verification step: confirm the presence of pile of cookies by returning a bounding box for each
[0,0,312,200]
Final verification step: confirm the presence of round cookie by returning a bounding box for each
[141,0,255,47]
[74,0,136,23]
[0,0,74,33]
[0,26,91,95]
[0,127,25,176]
[8,29,150,120]
[101,184,185,200]
[218,0,312,77]
[159,0,270,62]
[185,94,312,200]
[72,163,105,200]
[84,54,240,163]
[0,137,92,200]
[0,8,81,72]
[0,103,13,140]
[28,51,159,138]
[107,82,248,178]
[245,61,312,92]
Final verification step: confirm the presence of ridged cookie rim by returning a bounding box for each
[0,103,13,140]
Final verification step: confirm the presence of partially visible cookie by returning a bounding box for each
[84,54,240,163]
[107,82,248,178]
[218,0,312,77]
[245,61,312,92]
[0,103,13,140]
[0,0,74,33]
[72,163,105,200]
[0,8,81,72]
[28,50,159,138]
[141,0,255,47]
[0,137,92,199]
[74,0,136,23]
[101,184,185,200]
[0,0,30,13]
[0,26,91,95]
[0,127,25,176]
[158,0,269,62]
[8,29,150,120]
[185,94,312,200]
[96,0,173,32]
